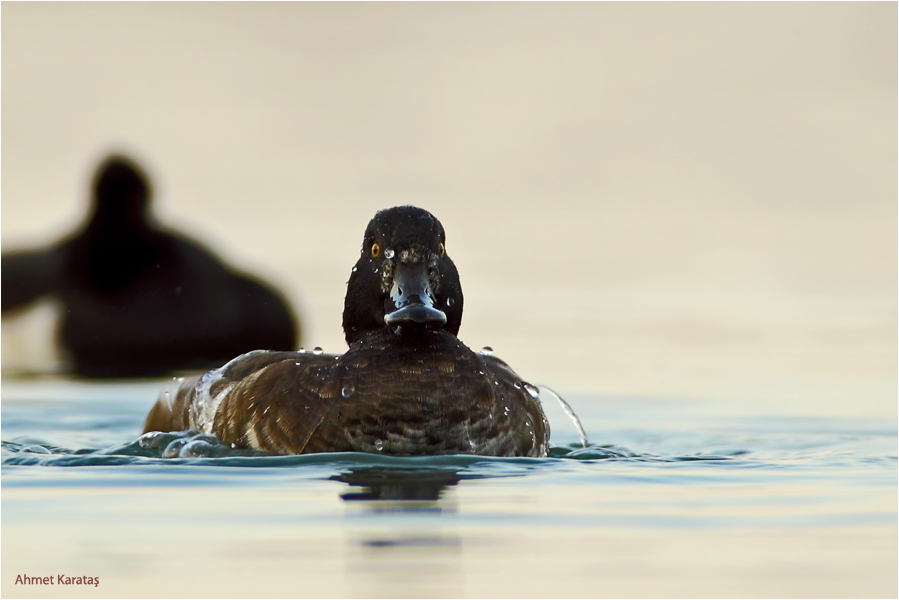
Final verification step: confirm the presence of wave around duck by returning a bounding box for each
[1,429,746,469]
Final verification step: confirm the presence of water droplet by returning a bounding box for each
[480,346,493,356]
[163,438,188,458]
[494,380,499,386]
[352,267,358,272]
[179,439,214,458]
[295,362,302,366]
[524,383,540,399]
[514,381,523,389]
[446,297,454,307]
[478,370,484,375]
[304,405,310,410]
[504,406,511,416]
[374,440,385,451]
[373,268,379,274]
[231,443,237,449]
[138,431,161,449]
[341,385,354,398]
[384,248,395,259]
[298,347,306,353]
[312,347,323,355]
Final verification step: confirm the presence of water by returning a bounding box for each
[2,378,896,598]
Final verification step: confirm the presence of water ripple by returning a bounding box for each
[0,430,738,469]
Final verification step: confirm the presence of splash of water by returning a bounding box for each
[538,385,588,448]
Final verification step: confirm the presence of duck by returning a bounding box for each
[1,154,299,377]
[143,205,550,457]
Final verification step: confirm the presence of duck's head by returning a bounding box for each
[89,155,152,230]
[343,206,464,344]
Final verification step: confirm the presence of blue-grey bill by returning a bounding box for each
[385,304,447,326]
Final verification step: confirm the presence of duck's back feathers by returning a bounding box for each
[145,331,550,457]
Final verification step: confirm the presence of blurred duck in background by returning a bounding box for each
[1,155,299,378]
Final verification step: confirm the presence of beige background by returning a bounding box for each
[2,2,896,416]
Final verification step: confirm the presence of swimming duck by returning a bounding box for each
[143,206,550,457]
[1,154,299,377]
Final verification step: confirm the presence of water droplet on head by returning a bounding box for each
[298,347,306,353]
[352,267,358,273]
[374,440,385,451]
[514,381,523,389]
[446,297,454,307]
[312,347,323,355]
[480,346,493,356]
[523,383,540,399]
[295,362,301,366]
[341,385,354,398]
[384,248,395,259]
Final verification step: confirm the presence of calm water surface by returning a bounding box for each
[2,378,896,598]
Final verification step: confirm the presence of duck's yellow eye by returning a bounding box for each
[371,243,380,258]
[438,243,445,257]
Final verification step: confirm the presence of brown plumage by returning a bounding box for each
[143,206,550,457]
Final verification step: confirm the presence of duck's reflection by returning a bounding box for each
[335,466,466,593]
[331,467,465,511]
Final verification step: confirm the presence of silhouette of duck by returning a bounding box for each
[1,155,298,377]
[143,206,550,457]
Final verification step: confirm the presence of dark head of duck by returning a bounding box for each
[68,155,161,294]
[87,155,154,233]
[342,206,464,345]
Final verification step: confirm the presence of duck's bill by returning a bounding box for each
[384,263,447,327]
[385,303,447,326]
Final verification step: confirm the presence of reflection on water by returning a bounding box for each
[1,379,896,597]
[334,467,463,504]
